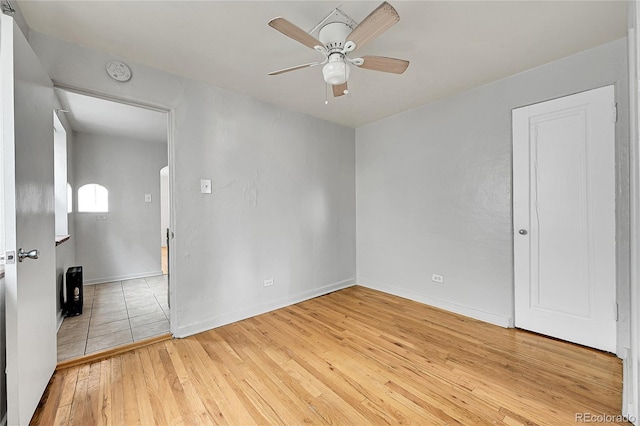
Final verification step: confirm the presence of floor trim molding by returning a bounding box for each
[357,277,513,328]
[56,333,172,370]
[84,271,164,285]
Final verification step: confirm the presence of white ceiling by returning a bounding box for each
[55,89,167,143]
[21,1,627,128]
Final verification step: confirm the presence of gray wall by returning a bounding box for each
[29,32,357,337]
[356,38,630,354]
[72,131,167,284]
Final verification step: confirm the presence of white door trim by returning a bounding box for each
[51,82,179,337]
[626,1,640,422]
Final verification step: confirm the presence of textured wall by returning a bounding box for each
[29,32,356,336]
[356,38,630,354]
[72,132,167,284]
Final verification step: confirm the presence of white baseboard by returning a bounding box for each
[357,276,513,328]
[174,278,356,338]
[84,270,164,285]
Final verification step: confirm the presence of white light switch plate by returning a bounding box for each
[144,194,152,203]
[200,179,212,194]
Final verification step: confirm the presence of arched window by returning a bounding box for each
[78,184,108,213]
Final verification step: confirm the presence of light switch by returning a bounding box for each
[200,179,212,194]
[144,194,152,203]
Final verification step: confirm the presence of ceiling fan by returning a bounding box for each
[267,2,409,98]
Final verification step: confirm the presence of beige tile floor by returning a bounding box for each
[57,275,170,361]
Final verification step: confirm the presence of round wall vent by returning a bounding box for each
[106,61,132,82]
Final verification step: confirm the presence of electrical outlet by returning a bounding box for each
[264,278,274,287]
[144,193,152,203]
[432,274,444,283]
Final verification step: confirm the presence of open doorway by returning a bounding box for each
[53,88,172,362]
[160,166,169,275]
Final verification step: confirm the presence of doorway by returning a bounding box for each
[512,85,617,353]
[160,166,170,275]
[53,88,172,361]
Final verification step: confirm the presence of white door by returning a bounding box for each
[513,85,617,353]
[1,15,57,425]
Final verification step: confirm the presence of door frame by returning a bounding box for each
[627,1,639,422]
[52,82,178,336]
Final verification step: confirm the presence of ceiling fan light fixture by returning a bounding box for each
[322,60,350,86]
[268,2,409,98]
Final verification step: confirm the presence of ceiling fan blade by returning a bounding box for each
[269,17,324,50]
[359,56,409,74]
[333,83,348,97]
[347,2,400,52]
[268,62,321,76]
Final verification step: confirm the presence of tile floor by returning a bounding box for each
[57,275,170,361]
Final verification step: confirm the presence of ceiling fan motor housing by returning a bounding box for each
[318,22,352,53]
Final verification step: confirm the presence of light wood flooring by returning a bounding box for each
[32,286,626,425]
[161,246,168,275]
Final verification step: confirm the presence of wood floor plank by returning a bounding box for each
[149,342,188,425]
[156,344,202,424]
[120,351,142,425]
[32,286,627,425]
[81,361,102,425]
[66,363,90,425]
[36,367,79,426]
[166,339,218,424]
[137,345,178,425]
[176,338,231,425]
[109,354,125,425]
[97,358,112,425]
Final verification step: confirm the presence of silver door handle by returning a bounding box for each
[518,229,528,235]
[18,248,39,262]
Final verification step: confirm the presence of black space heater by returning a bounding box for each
[65,266,83,317]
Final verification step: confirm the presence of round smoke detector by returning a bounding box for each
[106,61,132,82]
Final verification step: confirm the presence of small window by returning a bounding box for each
[78,184,108,213]
[54,113,68,234]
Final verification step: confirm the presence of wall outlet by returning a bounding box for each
[144,193,152,203]
[432,274,444,283]
[264,278,274,287]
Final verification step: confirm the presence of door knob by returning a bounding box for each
[17,248,39,262]
[518,229,528,235]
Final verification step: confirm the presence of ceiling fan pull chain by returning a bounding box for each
[324,83,329,105]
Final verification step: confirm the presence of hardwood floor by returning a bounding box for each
[31,286,626,425]
[161,246,168,275]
